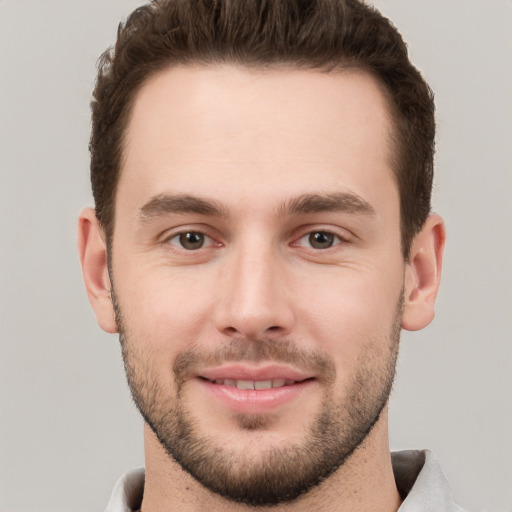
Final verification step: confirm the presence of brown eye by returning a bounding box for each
[178,232,205,250]
[308,231,336,249]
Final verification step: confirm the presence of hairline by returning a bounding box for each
[101,60,410,258]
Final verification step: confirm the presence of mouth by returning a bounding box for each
[201,377,301,390]
[196,365,316,414]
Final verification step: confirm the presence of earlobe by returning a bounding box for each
[402,214,446,331]
[77,208,118,333]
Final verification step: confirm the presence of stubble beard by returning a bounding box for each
[114,293,402,507]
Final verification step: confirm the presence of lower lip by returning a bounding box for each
[198,379,314,414]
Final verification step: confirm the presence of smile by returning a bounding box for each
[197,368,316,414]
[207,378,297,389]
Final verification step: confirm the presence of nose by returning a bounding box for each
[214,242,295,340]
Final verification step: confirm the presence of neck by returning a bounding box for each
[140,409,402,512]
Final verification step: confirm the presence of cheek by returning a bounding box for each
[114,264,215,355]
[296,267,403,369]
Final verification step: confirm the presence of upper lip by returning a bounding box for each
[198,364,313,383]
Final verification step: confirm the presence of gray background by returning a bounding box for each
[0,1,510,511]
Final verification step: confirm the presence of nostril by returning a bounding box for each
[222,325,282,337]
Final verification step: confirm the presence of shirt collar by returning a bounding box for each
[393,450,466,512]
[105,450,466,511]
[105,467,144,512]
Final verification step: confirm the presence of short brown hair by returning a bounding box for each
[90,0,435,259]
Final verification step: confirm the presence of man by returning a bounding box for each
[78,0,465,510]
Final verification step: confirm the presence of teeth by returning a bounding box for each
[212,379,293,389]
[254,380,272,390]
[236,380,254,390]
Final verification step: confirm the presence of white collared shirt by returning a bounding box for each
[105,450,467,511]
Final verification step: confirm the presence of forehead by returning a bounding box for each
[119,64,396,214]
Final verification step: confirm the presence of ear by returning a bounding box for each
[402,214,446,331]
[77,208,117,333]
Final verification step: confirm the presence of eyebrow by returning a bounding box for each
[138,194,228,221]
[138,191,375,223]
[281,192,376,216]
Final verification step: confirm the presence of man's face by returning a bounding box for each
[110,65,406,504]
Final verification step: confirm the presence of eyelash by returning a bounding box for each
[165,231,218,251]
[163,228,349,252]
[294,230,346,250]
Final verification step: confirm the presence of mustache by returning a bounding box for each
[173,338,336,385]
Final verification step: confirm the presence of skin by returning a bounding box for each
[78,65,445,511]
